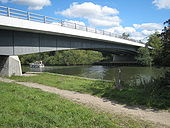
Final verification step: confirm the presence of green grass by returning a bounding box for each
[9,72,170,110]
[0,81,154,128]
[10,73,112,95]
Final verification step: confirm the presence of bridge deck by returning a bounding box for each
[0,6,145,48]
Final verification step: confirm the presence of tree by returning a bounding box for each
[136,47,153,66]
[121,33,130,39]
[20,50,104,66]
[162,19,170,46]
[147,32,163,65]
[161,19,170,66]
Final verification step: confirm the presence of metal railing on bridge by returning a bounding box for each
[0,6,143,44]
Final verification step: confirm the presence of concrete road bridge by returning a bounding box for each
[0,6,145,76]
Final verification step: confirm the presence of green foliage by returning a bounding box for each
[147,32,162,46]
[161,19,170,66]
[136,19,170,66]
[20,50,104,66]
[20,54,37,65]
[147,32,163,65]
[121,33,130,39]
[136,47,153,66]
[162,19,170,52]
[135,72,170,109]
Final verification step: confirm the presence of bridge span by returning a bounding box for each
[0,6,145,76]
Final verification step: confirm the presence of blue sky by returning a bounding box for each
[0,0,170,41]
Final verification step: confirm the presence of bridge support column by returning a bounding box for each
[0,56,22,76]
[112,54,136,64]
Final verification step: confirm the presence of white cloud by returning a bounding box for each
[0,0,8,3]
[64,20,85,26]
[153,0,170,9]
[132,23,163,41]
[89,16,120,27]
[105,26,144,40]
[0,0,51,10]
[62,20,86,30]
[142,30,156,36]
[106,26,136,35]
[106,26,124,35]
[102,6,119,15]
[106,22,162,42]
[51,20,86,30]
[133,23,162,31]
[130,32,146,41]
[124,27,136,34]
[56,2,121,27]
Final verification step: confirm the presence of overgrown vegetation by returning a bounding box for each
[20,50,104,66]
[147,32,163,65]
[9,73,170,110]
[136,19,170,66]
[0,81,155,128]
[136,32,163,66]
[134,20,170,110]
[135,47,153,66]
[161,19,170,66]
[134,72,170,109]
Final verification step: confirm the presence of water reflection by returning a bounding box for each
[22,65,169,82]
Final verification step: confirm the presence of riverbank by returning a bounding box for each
[0,81,118,128]
[0,78,161,128]
[0,76,168,127]
[9,72,170,110]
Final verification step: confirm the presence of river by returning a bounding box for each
[22,65,169,83]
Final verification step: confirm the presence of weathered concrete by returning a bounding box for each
[0,55,22,76]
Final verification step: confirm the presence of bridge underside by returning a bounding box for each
[0,29,139,76]
[0,29,138,56]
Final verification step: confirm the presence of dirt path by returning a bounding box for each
[0,77,170,127]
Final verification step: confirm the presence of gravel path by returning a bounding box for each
[0,77,170,127]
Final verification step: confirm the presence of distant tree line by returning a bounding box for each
[19,50,104,66]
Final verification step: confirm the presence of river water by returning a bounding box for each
[22,65,169,83]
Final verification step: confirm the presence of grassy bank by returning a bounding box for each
[0,81,154,128]
[10,72,170,110]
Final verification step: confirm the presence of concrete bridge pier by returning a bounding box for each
[112,54,136,64]
[0,55,22,76]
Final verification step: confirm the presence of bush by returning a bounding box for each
[136,72,170,109]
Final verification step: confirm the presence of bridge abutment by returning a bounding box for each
[0,55,22,76]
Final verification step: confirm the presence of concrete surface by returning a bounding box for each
[0,55,22,76]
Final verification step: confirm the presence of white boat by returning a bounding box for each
[29,61,45,68]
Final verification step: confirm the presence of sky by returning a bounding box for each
[0,0,170,41]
